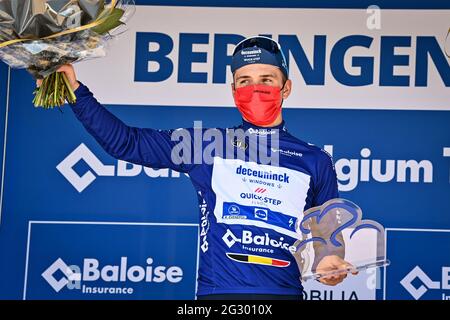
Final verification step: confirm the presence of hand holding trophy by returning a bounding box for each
[292,199,390,285]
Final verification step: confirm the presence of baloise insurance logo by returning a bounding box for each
[42,256,183,296]
[57,143,182,192]
[400,265,450,300]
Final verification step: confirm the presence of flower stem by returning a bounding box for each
[33,72,77,108]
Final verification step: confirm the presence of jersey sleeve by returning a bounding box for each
[311,150,344,266]
[69,82,194,173]
[313,150,339,206]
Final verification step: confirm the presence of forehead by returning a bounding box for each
[234,63,283,78]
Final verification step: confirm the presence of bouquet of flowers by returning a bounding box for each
[0,0,134,108]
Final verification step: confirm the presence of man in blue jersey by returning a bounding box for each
[44,36,356,300]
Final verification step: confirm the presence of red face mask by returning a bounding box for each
[233,84,283,126]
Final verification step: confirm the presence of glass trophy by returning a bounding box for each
[292,198,390,282]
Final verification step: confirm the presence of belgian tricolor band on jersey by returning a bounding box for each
[226,253,290,267]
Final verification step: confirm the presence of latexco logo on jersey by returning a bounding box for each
[41,256,183,295]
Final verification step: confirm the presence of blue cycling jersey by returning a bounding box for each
[69,82,339,297]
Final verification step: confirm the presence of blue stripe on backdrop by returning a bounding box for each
[0,62,8,213]
[134,0,450,9]
[0,62,9,297]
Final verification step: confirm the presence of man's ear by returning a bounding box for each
[231,83,236,95]
[282,79,292,99]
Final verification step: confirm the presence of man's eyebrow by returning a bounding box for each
[235,74,277,81]
[235,75,252,81]
[259,74,276,78]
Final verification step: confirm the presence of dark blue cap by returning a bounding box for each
[231,36,289,79]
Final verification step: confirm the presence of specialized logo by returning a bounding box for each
[42,257,183,295]
[226,253,290,267]
[400,266,450,300]
[57,144,182,192]
[230,138,248,150]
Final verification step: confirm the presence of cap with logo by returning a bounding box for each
[231,36,289,79]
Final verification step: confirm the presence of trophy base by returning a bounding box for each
[301,259,391,282]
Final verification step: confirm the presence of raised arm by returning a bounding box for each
[44,65,194,173]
